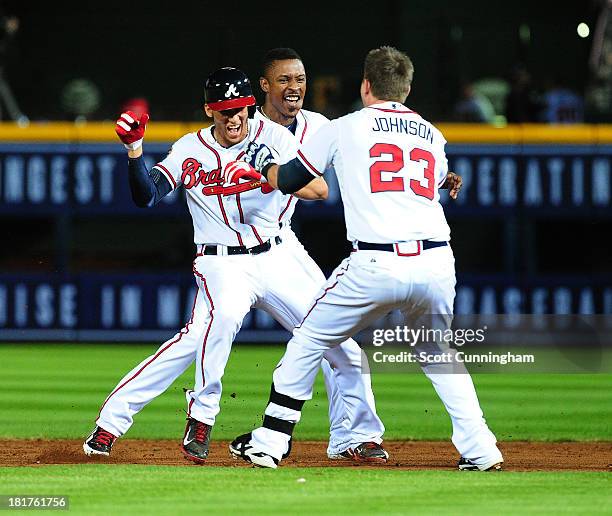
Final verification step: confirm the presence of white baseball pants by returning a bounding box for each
[96,231,384,454]
[252,245,502,465]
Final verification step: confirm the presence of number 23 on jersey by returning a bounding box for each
[369,143,435,200]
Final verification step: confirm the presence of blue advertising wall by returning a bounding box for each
[0,136,610,341]
[1,142,610,215]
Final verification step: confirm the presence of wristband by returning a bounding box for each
[261,162,276,181]
[124,138,143,151]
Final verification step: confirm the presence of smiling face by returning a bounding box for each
[260,59,306,125]
[204,105,249,148]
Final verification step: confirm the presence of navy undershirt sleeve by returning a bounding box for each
[277,157,317,194]
[128,156,172,208]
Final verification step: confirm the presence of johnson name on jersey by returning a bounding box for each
[294,101,451,244]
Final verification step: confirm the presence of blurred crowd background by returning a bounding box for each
[1,0,610,124]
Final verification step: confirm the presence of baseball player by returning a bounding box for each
[83,67,386,464]
[226,47,504,471]
[255,47,461,226]
[253,48,330,229]
[252,47,388,461]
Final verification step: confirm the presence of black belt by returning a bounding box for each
[356,240,447,252]
[202,236,282,256]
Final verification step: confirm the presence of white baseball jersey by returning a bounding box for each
[295,101,451,243]
[153,119,297,246]
[247,104,502,467]
[93,106,386,455]
[253,107,329,225]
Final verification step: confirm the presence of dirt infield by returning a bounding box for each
[2,440,611,471]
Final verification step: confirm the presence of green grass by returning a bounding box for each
[1,343,610,515]
[0,466,610,515]
[0,343,611,441]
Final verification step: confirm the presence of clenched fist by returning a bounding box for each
[115,110,149,150]
[223,161,264,184]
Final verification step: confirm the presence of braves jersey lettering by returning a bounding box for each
[96,68,386,464]
[295,101,451,243]
[181,158,222,190]
[153,120,297,246]
[372,118,434,144]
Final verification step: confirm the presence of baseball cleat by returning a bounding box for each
[83,426,117,456]
[181,417,212,464]
[229,433,279,469]
[328,442,389,463]
[458,457,503,471]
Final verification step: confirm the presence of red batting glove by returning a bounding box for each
[115,110,149,150]
[223,160,264,185]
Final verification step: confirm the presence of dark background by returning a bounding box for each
[2,0,599,122]
[0,1,610,324]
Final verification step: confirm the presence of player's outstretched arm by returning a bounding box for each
[274,159,328,200]
[115,111,172,208]
[293,177,328,200]
[223,160,328,200]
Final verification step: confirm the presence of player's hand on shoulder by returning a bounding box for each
[244,142,276,171]
[223,160,263,185]
[442,171,462,200]
[115,110,149,150]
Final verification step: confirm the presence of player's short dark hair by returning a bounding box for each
[262,48,303,77]
[364,46,414,103]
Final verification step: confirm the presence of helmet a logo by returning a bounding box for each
[225,84,240,98]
